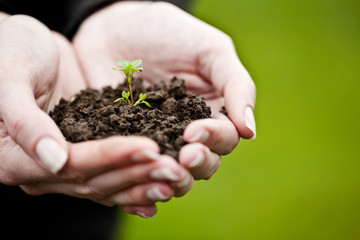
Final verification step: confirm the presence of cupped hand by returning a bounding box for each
[0,14,193,218]
[22,136,193,218]
[73,1,257,180]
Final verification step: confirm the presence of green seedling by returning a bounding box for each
[134,93,151,107]
[114,90,130,104]
[113,59,151,108]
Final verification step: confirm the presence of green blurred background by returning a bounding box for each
[118,0,360,239]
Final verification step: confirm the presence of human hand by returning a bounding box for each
[22,136,193,218]
[0,15,192,218]
[73,1,256,180]
[0,14,74,175]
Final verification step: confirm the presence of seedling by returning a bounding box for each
[113,59,151,107]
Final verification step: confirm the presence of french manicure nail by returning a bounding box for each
[176,173,192,188]
[245,106,256,139]
[146,186,171,201]
[188,130,210,143]
[136,212,156,219]
[132,149,160,162]
[150,167,180,181]
[188,151,205,168]
[36,137,68,174]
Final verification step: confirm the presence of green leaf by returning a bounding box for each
[117,60,130,68]
[131,59,142,68]
[122,90,130,98]
[113,98,122,103]
[139,93,147,101]
[143,101,152,108]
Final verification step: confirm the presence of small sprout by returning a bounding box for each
[113,59,151,108]
[134,93,152,107]
[113,59,143,106]
[114,90,130,103]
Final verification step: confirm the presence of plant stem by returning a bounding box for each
[129,82,134,105]
[128,72,134,105]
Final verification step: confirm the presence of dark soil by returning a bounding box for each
[50,78,211,159]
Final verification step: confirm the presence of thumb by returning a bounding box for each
[0,86,68,174]
[202,38,257,139]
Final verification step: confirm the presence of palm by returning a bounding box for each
[73,1,227,116]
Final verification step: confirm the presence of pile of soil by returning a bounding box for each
[50,78,211,159]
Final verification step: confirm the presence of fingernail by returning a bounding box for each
[188,130,210,143]
[132,149,160,162]
[36,137,68,174]
[245,107,256,139]
[136,212,156,219]
[176,172,192,188]
[188,151,205,168]
[146,186,171,201]
[150,167,180,181]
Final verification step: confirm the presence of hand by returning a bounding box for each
[73,1,257,180]
[0,14,75,175]
[0,15,193,218]
[22,136,193,218]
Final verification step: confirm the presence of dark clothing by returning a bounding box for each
[0,184,119,239]
[0,0,190,39]
[0,0,189,239]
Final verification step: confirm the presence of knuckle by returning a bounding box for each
[220,32,234,46]
[208,31,234,53]
[156,158,178,169]
[74,183,102,199]
[211,122,239,155]
[57,168,87,183]
[247,77,257,93]
[196,151,221,180]
[20,184,42,196]
[6,113,26,142]
[112,191,134,206]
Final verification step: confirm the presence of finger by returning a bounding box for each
[183,118,239,155]
[122,205,158,219]
[0,15,68,174]
[62,136,161,180]
[106,182,174,206]
[22,181,173,206]
[0,88,69,174]
[199,35,257,139]
[77,155,184,197]
[179,143,221,180]
[172,169,194,197]
[22,153,193,203]
[21,160,191,210]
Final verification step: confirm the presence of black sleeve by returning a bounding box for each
[64,0,191,40]
[0,0,190,39]
[63,0,121,39]
[0,0,119,39]
[0,0,71,32]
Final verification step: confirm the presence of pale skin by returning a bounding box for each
[0,1,256,219]
[0,14,193,218]
[73,1,256,177]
